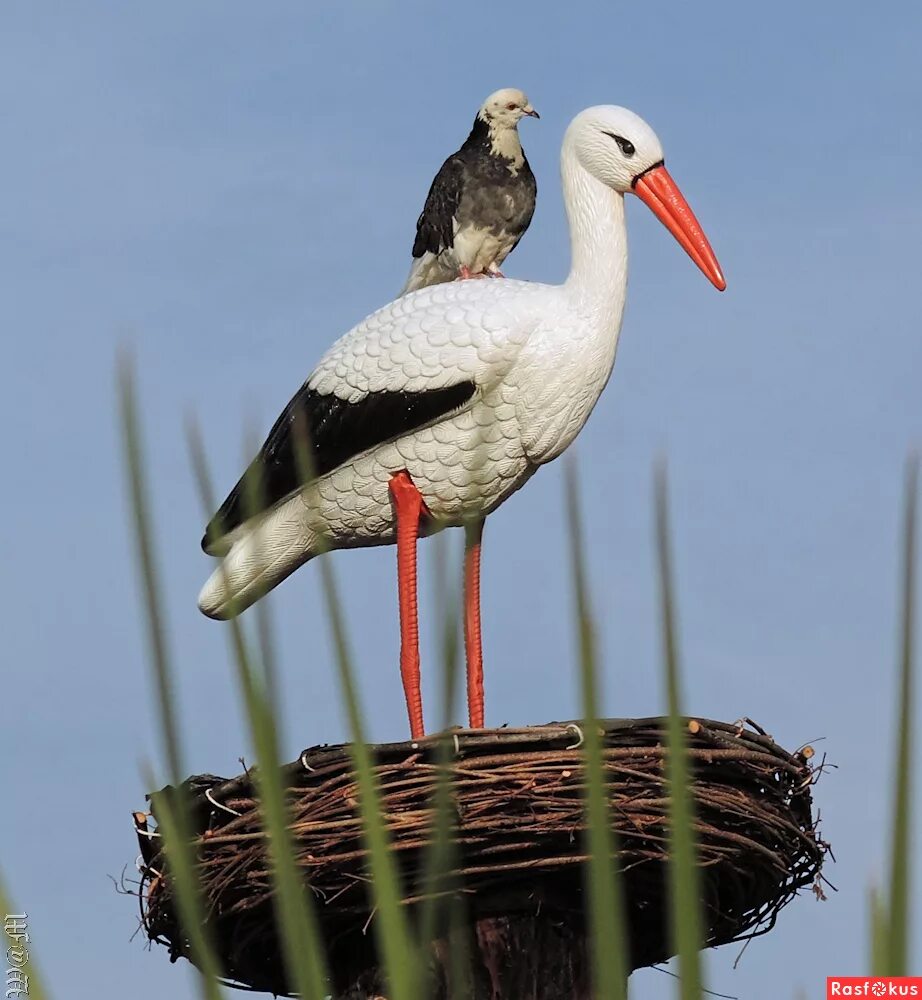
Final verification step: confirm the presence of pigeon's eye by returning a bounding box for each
[506,102,518,110]
[604,132,635,157]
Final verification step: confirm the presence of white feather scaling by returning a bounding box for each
[400,88,539,295]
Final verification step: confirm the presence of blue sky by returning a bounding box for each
[2,1,920,996]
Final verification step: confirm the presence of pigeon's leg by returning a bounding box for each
[457,266,489,280]
[486,263,506,278]
[389,470,427,740]
[463,518,486,729]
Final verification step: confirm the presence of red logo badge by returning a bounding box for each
[827,979,922,998]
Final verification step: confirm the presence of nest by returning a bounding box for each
[134,718,829,998]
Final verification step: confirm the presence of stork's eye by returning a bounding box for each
[604,132,635,157]
[506,102,518,110]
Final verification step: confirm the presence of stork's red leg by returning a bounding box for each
[463,519,486,729]
[389,471,427,739]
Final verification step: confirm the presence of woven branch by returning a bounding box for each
[133,717,829,998]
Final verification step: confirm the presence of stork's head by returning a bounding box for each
[479,88,540,128]
[566,105,725,290]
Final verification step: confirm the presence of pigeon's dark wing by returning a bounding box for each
[510,157,538,247]
[492,156,537,258]
[203,380,476,552]
[411,153,466,259]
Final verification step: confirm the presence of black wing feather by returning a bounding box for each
[411,154,466,259]
[203,381,476,552]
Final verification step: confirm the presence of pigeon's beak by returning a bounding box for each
[523,105,540,119]
[632,163,725,291]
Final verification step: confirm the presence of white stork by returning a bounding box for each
[198,105,725,740]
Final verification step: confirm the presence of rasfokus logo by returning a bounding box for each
[827,979,922,998]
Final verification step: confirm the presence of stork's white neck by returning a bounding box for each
[561,146,629,328]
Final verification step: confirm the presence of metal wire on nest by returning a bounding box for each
[133,717,830,998]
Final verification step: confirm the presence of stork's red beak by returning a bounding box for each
[632,164,726,291]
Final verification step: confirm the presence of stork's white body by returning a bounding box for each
[201,158,626,616]
[199,103,730,621]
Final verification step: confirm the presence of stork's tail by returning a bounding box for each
[197,510,318,620]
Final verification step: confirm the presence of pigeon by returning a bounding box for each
[400,88,538,295]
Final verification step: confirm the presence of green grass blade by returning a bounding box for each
[255,594,281,711]
[654,464,704,1000]
[869,885,889,974]
[243,681,330,1000]
[143,774,227,1000]
[432,528,463,731]
[447,899,474,999]
[117,352,185,784]
[117,355,224,999]
[565,460,628,1000]
[0,872,51,1000]
[281,410,418,999]
[188,422,329,999]
[318,557,418,1000]
[416,533,462,957]
[885,455,917,973]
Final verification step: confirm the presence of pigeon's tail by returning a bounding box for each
[400,252,453,296]
[197,509,318,620]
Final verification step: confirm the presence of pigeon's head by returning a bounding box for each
[479,88,539,129]
[565,105,725,290]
